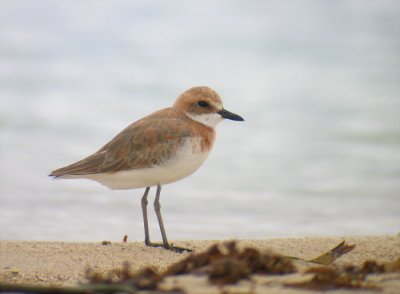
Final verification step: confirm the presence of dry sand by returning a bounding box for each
[1,235,399,293]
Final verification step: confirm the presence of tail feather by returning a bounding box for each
[49,153,105,177]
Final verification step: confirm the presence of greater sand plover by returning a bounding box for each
[50,86,244,252]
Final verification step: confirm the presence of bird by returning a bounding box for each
[50,86,244,252]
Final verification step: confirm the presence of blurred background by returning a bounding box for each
[0,0,399,241]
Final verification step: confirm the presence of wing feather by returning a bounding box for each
[50,109,193,177]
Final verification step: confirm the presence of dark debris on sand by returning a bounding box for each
[84,241,399,291]
[85,262,161,290]
[287,257,400,291]
[164,241,296,285]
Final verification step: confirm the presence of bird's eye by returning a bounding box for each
[197,101,209,108]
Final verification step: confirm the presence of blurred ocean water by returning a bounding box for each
[0,0,399,241]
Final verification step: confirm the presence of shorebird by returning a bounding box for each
[50,86,244,252]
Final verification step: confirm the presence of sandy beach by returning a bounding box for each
[1,235,399,293]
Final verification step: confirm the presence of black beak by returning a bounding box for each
[218,108,244,121]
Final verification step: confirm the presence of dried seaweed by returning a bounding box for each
[308,241,355,265]
[360,257,400,274]
[163,241,296,285]
[287,266,370,291]
[287,257,400,291]
[85,262,161,290]
[84,240,359,288]
[208,258,250,285]
[163,243,226,276]
[83,241,297,287]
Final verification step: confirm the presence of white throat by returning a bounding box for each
[185,112,223,128]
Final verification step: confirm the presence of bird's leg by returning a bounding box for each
[154,184,170,248]
[141,184,192,253]
[141,187,151,246]
[152,184,193,253]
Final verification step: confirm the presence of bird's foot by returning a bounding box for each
[145,241,192,253]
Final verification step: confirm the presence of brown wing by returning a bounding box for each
[49,108,193,177]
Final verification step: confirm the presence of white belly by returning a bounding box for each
[68,138,210,190]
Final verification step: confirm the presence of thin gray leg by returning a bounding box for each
[141,187,151,246]
[154,184,169,248]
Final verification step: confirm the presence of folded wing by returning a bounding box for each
[50,109,192,177]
